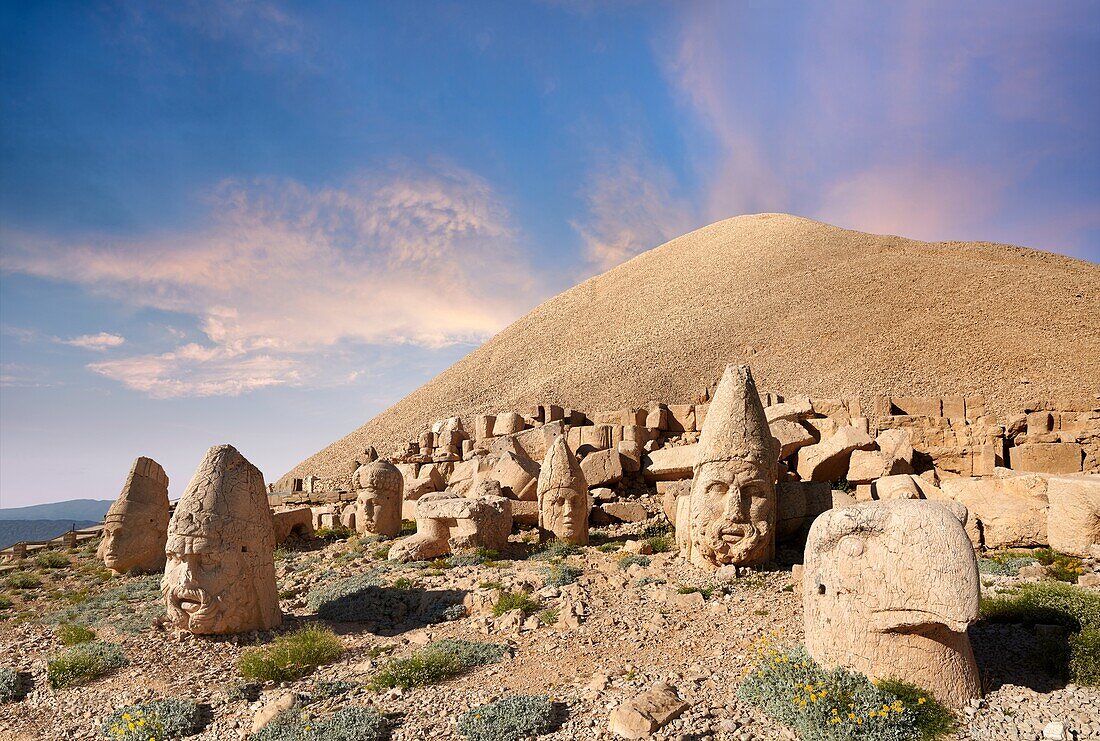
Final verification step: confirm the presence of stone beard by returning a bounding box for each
[540,483,589,545]
[688,456,775,567]
[162,531,279,635]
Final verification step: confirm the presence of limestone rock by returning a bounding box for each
[1046,474,1100,558]
[162,444,282,635]
[492,412,525,436]
[803,499,981,708]
[599,501,649,523]
[796,426,875,482]
[405,464,444,501]
[642,444,698,482]
[389,490,512,562]
[489,451,540,500]
[608,683,689,739]
[251,693,296,734]
[272,507,314,544]
[940,474,1048,548]
[770,419,816,460]
[870,474,922,500]
[580,448,624,488]
[537,435,589,544]
[1012,442,1083,474]
[765,399,813,423]
[98,456,170,575]
[775,480,836,540]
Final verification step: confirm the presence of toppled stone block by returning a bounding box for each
[492,412,525,436]
[272,507,314,544]
[599,501,649,523]
[489,451,540,500]
[608,683,689,739]
[617,441,643,473]
[645,405,668,430]
[940,473,1048,548]
[1011,442,1083,474]
[776,480,836,540]
[770,419,815,460]
[889,396,943,417]
[666,404,696,433]
[870,474,922,500]
[389,490,512,561]
[765,398,813,423]
[643,444,698,482]
[1047,475,1100,558]
[796,426,875,482]
[580,448,624,488]
[474,414,495,440]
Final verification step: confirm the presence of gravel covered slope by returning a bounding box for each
[281,213,1100,484]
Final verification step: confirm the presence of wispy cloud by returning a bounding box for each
[1,165,537,398]
[572,143,697,272]
[62,332,126,351]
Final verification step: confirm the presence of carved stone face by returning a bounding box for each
[98,518,161,574]
[354,461,402,537]
[540,484,588,543]
[162,535,259,635]
[689,458,773,566]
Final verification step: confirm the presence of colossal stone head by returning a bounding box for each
[537,435,589,545]
[354,459,403,538]
[161,445,281,635]
[803,499,981,708]
[683,364,778,569]
[98,457,170,575]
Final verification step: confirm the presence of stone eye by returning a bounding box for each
[839,536,865,557]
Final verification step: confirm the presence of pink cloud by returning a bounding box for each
[1,166,537,397]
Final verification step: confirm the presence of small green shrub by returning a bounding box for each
[596,542,622,553]
[47,641,127,689]
[479,581,504,591]
[634,576,665,588]
[307,571,464,626]
[306,679,357,701]
[371,546,390,560]
[0,668,22,702]
[645,536,673,554]
[457,694,558,741]
[617,554,650,571]
[36,552,70,569]
[391,577,415,591]
[530,539,580,561]
[1032,548,1085,583]
[44,574,162,634]
[226,682,262,702]
[677,585,715,599]
[399,520,417,536]
[314,526,353,541]
[980,581,1100,631]
[0,594,13,610]
[977,556,1037,577]
[238,625,344,682]
[542,563,582,587]
[254,706,387,741]
[492,591,540,617]
[537,608,559,626]
[739,644,953,741]
[368,639,511,690]
[448,548,500,567]
[101,698,199,740]
[58,624,96,646]
[640,521,672,538]
[7,573,41,590]
[1069,627,1100,686]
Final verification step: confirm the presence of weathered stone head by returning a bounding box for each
[537,435,589,545]
[161,445,281,635]
[803,499,981,708]
[682,364,778,569]
[98,457,170,575]
[354,459,403,537]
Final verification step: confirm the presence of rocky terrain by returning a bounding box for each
[2,515,1097,741]
[281,213,1100,486]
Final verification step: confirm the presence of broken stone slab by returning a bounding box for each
[1046,474,1100,558]
[770,419,816,460]
[796,426,875,482]
[642,444,698,482]
[765,398,813,423]
[489,451,540,500]
[775,480,836,540]
[608,683,689,739]
[599,501,649,523]
[846,429,914,485]
[492,412,525,436]
[580,447,624,488]
[939,473,1048,548]
[1011,442,1083,474]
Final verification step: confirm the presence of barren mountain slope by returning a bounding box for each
[281,213,1100,484]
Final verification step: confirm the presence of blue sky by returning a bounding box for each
[1,0,1097,507]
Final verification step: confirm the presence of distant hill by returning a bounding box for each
[0,499,112,522]
[0,520,99,550]
[282,213,1100,485]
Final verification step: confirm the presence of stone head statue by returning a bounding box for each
[537,435,589,545]
[354,459,403,537]
[682,364,778,569]
[803,499,981,708]
[98,457,170,575]
[161,445,281,635]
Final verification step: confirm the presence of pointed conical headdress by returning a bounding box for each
[696,364,774,467]
[166,444,273,553]
[104,457,169,523]
[537,434,586,494]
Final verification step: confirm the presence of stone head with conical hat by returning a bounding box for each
[683,364,779,569]
[161,444,282,635]
[97,456,170,575]
[537,434,589,545]
[354,458,403,538]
